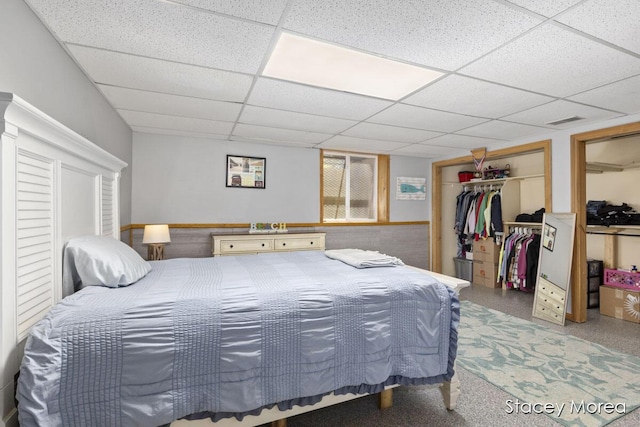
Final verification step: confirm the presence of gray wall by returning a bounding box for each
[0,0,133,224]
[132,132,430,224]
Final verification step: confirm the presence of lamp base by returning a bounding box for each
[147,243,165,261]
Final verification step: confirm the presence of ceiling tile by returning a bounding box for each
[131,126,228,140]
[119,110,234,135]
[239,105,357,134]
[505,0,583,17]
[26,0,274,73]
[170,0,288,25]
[247,78,392,121]
[317,135,411,153]
[69,46,253,102]
[568,75,640,114]
[424,134,505,150]
[229,136,317,148]
[233,124,331,144]
[343,122,442,143]
[557,0,640,55]
[98,85,242,122]
[403,75,554,119]
[459,23,640,97]
[368,104,488,133]
[502,100,623,129]
[455,120,550,140]
[391,144,469,158]
[282,0,541,70]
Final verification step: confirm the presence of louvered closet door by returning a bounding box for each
[101,177,115,236]
[16,152,54,340]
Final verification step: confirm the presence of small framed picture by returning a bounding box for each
[226,155,266,189]
[542,223,557,252]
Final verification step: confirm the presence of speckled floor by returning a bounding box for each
[278,285,640,427]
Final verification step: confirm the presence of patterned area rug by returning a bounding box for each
[456,301,640,427]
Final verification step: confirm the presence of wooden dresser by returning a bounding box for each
[211,232,326,256]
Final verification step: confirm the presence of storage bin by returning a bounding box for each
[603,268,640,291]
[453,257,473,282]
[457,171,475,183]
[587,291,599,308]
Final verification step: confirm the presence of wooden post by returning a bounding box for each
[379,388,393,409]
[270,419,287,427]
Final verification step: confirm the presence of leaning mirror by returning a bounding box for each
[532,213,576,325]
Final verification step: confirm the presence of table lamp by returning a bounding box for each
[142,224,171,260]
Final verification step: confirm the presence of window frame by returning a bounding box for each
[320,150,389,224]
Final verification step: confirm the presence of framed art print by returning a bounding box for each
[226,155,266,189]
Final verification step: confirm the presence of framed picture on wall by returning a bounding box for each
[226,155,266,189]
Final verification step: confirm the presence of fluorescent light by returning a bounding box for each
[263,33,443,100]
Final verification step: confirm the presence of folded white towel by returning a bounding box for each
[325,248,404,268]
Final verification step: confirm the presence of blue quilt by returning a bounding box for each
[18,251,459,427]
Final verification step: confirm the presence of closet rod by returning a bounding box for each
[586,231,640,238]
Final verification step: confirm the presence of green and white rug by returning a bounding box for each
[456,301,640,427]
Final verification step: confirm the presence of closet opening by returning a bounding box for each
[432,140,552,313]
[571,123,640,323]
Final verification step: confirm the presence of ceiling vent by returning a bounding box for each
[545,116,585,126]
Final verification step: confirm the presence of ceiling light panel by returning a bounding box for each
[424,134,505,149]
[26,0,274,73]
[263,33,443,100]
[282,0,542,70]
[392,144,469,158]
[69,46,253,102]
[248,78,392,121]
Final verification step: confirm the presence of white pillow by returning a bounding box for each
[63,235,151,291]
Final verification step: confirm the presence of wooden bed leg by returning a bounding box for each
[439,367,460,410]
[270,419,287,427]
[379,388,393,409]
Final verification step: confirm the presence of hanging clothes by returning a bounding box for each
[498,227,541,291]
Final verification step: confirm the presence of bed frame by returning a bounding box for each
[0,93,126,427]
[0,92,466,427]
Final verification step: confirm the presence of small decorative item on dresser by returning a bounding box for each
[249,222,288,233]
[143,224,171,260]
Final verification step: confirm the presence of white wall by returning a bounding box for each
[132,133,321,223]
[0,0,132,224]
[132,133,431,224]
[390,156,430,222]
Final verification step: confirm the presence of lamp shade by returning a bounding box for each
[142,224,171,244]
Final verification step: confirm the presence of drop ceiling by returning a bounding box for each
[23,0,640,158]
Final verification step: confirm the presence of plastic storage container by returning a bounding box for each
[454,257,473,282]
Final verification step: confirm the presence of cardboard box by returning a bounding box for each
[599,285,640,324]
[472,239,500,263]
[473,260,500,288]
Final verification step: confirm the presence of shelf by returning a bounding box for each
[504,221,543,228]
[443,174,544,186]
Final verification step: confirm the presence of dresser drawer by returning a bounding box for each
[537,277,566,306]
[218,238,274,254]
[274,235,325,251]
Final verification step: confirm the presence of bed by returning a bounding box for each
[0,92,464,427]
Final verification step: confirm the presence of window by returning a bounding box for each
[322,151,388,222]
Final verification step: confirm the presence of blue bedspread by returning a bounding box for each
[18,251,459,427]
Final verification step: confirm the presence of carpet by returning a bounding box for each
[456,301,640,427]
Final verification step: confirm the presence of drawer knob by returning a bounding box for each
[262,243,265,247]
[310,241,314,245]
[282,243,286,246]
[230,244,234,248]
